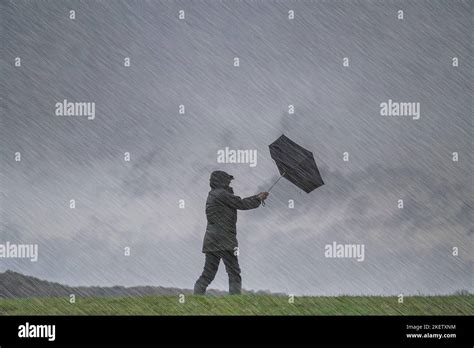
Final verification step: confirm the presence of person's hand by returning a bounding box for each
[257,192,269,201]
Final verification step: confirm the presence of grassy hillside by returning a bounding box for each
[0,294,472,315]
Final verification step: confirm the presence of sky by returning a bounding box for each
[1,0,472,295]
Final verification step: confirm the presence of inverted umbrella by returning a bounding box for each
[268,134,324,193]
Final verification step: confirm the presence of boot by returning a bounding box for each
[194,281,207,295]
[229,279,241,295]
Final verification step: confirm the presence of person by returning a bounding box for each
[194,171,269,295]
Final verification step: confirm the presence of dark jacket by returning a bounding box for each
[202,187,261,252]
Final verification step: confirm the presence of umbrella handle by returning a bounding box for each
[261,172,286,207]
[267,171,286,193]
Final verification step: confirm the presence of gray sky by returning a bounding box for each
[1,0,472,295]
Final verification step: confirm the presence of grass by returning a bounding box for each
[0,295,472,315]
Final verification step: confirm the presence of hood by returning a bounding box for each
[210,171,234,189]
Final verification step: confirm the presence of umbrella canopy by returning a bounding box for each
[268,134,324,193]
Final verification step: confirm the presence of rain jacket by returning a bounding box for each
[202,172,261,252]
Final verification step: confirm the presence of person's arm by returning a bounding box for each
[221,191,267,210]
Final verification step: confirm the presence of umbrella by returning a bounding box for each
[267,134,324,193]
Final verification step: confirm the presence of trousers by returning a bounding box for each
[194,250,242,295]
